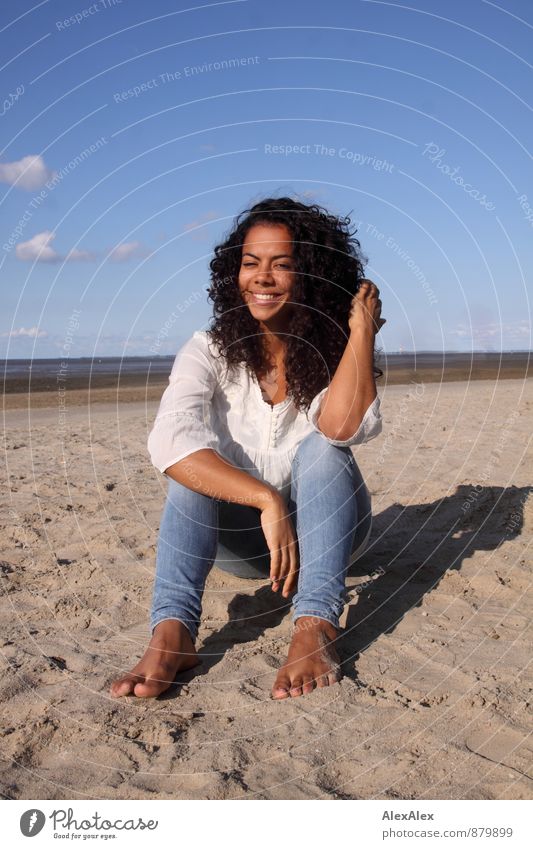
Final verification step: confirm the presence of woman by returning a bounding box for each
[111,196,385,701]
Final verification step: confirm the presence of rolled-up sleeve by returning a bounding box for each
[147,332,221,473]
[307,387,382,446]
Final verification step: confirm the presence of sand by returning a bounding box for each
[1,378,531,800]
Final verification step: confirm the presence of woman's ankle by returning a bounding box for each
[152,618,196,644]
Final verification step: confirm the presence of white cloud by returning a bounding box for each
[182,211,219,242]
[108,241,145,262]
[16,230,60,262]
[66,247,96,262]
[2,326,47,338]
[0,154,55,191]
[16,231,95,263]
[450,320,531,348]
[15,233,150,265]
[183,210,218,231]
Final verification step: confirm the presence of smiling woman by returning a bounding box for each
[237,220,296,398]
[110,195,385,702]
[239,224,294,306]
[208,196,383,412]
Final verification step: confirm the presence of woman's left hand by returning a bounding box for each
[348,279,386,335]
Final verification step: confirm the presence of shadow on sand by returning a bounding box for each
[153,483,530,696]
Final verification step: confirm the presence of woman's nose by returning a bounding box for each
[254,269,274,283]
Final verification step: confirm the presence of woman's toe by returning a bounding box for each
[133,672,172,698]
[302,676,315,695]
[110,676,138,698]
[272,674,291,699]
[327,667,341,687]
[289,678,303,697]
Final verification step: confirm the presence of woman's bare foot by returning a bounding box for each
[110,620,200,698]
[271,616,342,699]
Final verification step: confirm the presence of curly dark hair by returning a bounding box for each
[206,196,382,412]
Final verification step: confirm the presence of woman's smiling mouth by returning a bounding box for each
[248,292,285,305]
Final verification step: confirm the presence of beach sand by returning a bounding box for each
[1,377,531,800]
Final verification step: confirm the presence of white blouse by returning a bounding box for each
[147,330,383,503]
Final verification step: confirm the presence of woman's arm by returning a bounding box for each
[315,280,385,441]
[165,448,278,510]
[152,332,298,593]
[167,449,299,596]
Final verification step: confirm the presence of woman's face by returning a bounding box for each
[238,223,296,326]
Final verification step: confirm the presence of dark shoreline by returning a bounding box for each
[2,352,531,396]
[376,351,532,385]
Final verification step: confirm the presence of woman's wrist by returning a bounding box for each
[251,484,283,511]
[348,323,376,345]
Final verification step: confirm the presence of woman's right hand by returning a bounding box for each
[259,494,299,598]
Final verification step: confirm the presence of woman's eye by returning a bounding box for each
[241,262,291,269]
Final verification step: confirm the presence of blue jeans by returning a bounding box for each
[150,430,372,643]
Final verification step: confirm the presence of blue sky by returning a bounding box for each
[1,0,532,357]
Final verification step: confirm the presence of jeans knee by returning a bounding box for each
[294,430,352,473]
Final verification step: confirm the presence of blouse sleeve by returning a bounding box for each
[147,332,222,473]
[307,387,382,447]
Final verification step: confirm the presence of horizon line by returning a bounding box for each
[1,349,532,362]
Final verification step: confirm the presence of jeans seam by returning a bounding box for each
[290,442,358,632]
[292,610,340,629]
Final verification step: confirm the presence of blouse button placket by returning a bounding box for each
[269,410,278,449]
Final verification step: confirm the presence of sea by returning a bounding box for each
[2,351,530,393]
